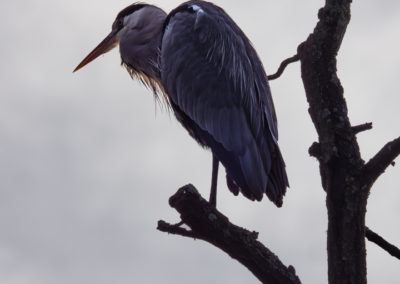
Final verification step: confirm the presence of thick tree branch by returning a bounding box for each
[297,1,371,283]
[366,227,400,260]
[267,54,299,80]
[158,184,302,284]
[363,136,400,187]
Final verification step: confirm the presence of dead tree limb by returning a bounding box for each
[158,184,302,284]
[267,54,300,80]
[363,136,400,188]
[352,122,373,134]
[297,0,373,283]
[366,227,400,260]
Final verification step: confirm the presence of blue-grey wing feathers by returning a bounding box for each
[161,1,288,206]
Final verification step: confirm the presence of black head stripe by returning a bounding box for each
[116,2,148,20]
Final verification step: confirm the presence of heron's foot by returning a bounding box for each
[209,194,216,207]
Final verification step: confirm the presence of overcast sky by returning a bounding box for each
[0,0,399,283]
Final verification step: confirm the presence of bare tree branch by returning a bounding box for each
[267,54,299,80]
[157,220,198,239]
[352,122,373,134]
[363,136,400,187]
[366,227,400,260]
[158,184,302,284]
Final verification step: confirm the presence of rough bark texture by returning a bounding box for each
[297,1,370,283]
[297,1,399,283]
[158,184,302,284]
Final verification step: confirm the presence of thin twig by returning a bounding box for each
[157,220,198,239]
[366,227,400,260]
[352,122,373,134]
[267,54,300,80]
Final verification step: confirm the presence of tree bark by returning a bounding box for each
[297,0,371,283]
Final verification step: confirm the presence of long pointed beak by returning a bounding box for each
[73,31,119,73]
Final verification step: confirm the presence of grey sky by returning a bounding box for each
[0,0,399,283]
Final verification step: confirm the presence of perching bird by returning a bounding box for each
[74,1,289,207]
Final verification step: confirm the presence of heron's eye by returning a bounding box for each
[117,18,124,29]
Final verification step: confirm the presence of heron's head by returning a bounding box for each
[74,3,167,73]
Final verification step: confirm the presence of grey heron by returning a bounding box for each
[74,1,289,207]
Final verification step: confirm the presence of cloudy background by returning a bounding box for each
[1,0,399,283]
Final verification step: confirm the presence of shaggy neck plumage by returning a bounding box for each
[119,5,167,99]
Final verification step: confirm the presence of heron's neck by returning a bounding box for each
[119,10,166,82]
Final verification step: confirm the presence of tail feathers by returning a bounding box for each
[226,174,258,201]
[265,147,289,207]
[225,145,289,206]
[226,175,239,196]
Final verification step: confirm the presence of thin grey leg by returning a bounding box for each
[209,155,219,207]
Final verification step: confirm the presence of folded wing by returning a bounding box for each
[160,1,288,206]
